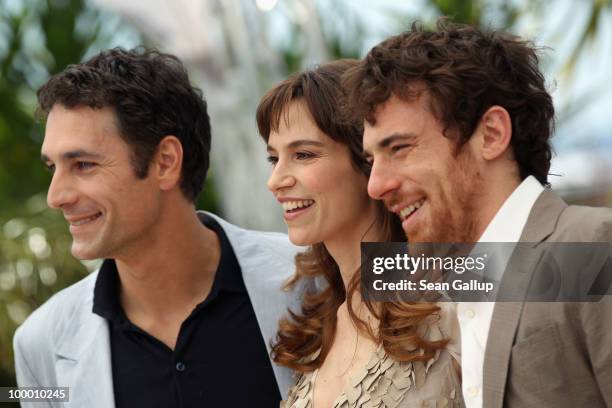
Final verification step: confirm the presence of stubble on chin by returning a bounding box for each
[409,152,483,244]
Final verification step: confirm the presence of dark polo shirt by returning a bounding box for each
[92,215,281,408]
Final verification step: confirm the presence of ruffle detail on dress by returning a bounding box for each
[281,313,462,407]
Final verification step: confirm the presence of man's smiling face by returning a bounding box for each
[364,93,483,243]
[41,104,162,260]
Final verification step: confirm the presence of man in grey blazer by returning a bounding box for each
[14,48,301,407]
[346,20,612,407]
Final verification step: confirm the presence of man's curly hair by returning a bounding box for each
[344,19,555,184]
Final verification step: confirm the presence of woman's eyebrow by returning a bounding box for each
[286,140,325,149]
[267,140,325,153]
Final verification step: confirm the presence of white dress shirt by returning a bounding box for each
[457,176,544,408]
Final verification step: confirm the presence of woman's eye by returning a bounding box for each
[267,156,279,166]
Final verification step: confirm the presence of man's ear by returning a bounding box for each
[478,106,512,161]
[153,135,183,191]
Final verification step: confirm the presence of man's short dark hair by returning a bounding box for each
[37,47,211,202]
[344,19,555,184]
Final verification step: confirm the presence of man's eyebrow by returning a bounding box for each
[41,150,104,162]
[266,139,325,152]
[378,133,417,149]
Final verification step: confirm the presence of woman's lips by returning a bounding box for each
[284,203,315,221]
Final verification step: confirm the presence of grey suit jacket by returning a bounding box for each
[13,212,304,408]
[483,190,612,407]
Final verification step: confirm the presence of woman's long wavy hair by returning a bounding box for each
[256,59,447,372]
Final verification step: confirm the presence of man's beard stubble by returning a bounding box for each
[409,148,484,244]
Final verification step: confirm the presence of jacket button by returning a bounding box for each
[175,362,186,372]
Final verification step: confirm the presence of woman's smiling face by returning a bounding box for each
[266,100,374,246]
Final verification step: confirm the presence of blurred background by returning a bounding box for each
[1,0,611,395]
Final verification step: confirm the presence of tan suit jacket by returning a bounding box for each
[483,189,612,407]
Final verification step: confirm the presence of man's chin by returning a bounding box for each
[403,222,432,243]
[406,235,435,244]
[71,243,101,260]
[405,229,447,244]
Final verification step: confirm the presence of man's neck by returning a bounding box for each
[471,177,522,242]
[114,208,221,320]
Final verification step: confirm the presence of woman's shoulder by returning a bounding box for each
[431,302,461,364]
[281,370,314,408]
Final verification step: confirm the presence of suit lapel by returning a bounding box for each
[482,189,567,408]
[54,274,116,408]
[203,212,301,399]
[516,189,566,244]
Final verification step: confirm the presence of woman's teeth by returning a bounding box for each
[282,200,315,212]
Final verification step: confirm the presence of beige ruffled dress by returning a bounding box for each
[281,304,463,408]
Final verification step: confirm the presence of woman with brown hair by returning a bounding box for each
[256,59,462,407]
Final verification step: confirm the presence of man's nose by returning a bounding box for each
[368,159,400,200]
[47,171,78,209]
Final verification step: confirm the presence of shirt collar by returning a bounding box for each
[92,259,122,322]
[478,175,545,243]
[92,213,245,323]
[200,213,244,295]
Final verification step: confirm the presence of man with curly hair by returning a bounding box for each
[346,20,612,408]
